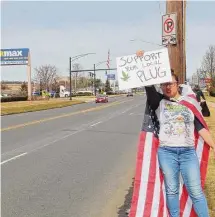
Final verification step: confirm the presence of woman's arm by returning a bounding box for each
[145,85,163,110]
[199,128,215,159]
[198,128,215,150]
[195,118,215,158]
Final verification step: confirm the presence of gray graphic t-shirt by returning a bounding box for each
[157,98,195,147]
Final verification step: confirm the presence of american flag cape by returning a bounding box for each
[129,88,210,217]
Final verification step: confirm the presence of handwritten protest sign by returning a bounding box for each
[116,48,172,90]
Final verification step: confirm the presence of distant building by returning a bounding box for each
[191,73,199,85]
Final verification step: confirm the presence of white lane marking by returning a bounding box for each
[2,101,144,165]
[90,121,102,127]
[121,104,140,114]
[30,130,85,153]
[1,152,28,165]
[129,113,144,116]
[28,104,139,153]
[1,118,104,157]
[2,103,139,157]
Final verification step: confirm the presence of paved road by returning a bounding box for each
[1,95,146,217]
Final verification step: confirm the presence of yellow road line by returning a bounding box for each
[1,99,132,132]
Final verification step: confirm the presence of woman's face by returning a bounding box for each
[161,76,179,98]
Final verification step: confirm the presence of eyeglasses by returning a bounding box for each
[160,82,178,87]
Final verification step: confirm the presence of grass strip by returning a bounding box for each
[204,106,215,216]
[1,100,85,115]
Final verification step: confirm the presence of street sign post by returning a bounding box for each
[107,74,115,80]
[162,13,177,45]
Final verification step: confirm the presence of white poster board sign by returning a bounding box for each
[116,48,172,90]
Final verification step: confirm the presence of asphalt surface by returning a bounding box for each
[1,95,146,217]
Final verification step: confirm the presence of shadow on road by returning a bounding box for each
[117,178,134,217]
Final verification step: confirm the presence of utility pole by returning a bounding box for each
[74,73,77,93]
[69,57,72,100]
[93,64,96,96]
[183,0,187,82]
[166,0,186,84]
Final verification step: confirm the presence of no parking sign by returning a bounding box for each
[162,13,177,45]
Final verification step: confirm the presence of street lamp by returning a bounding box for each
[130,39,164,47]
[71,53,96,62]
[69,53,96,100]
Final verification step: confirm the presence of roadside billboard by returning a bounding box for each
[0,48,29,65]
[1,48,32,100]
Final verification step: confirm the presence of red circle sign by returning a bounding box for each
[164,18,174,33]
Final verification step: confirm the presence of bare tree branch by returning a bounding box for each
[1,83,10,90]
[201,45,215,79]
[72,63,83,92]
[34,65,59,91]
[196,45,215,87]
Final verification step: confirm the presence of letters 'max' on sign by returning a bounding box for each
[0,48,29,65]
[116,48,172,90]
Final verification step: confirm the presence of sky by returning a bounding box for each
[1,1,215,82]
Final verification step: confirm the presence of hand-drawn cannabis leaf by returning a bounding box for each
[121,71,130,82]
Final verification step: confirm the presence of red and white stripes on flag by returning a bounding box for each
[107,49,110,69]
[129,95,210,217]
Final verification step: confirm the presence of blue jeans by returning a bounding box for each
[158,146,209,217]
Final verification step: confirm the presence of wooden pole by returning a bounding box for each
[166,0,186,84]
[183,0,187,82]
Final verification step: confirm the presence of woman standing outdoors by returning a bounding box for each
[136,50,215,217]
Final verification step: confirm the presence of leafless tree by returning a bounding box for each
[34,65,59,91]
[201,45,215,86]
[20,82,28,92]
[51,78,60,92]
[72,63,83,92]
[77,76,89,89]
[1,83,10,90]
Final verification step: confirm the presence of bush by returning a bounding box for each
[209,87,215,97]
[106,91,115,95]
[76,92,93,96]
[1,96,28,102]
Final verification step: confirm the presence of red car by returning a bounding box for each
[95,94,108,103]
